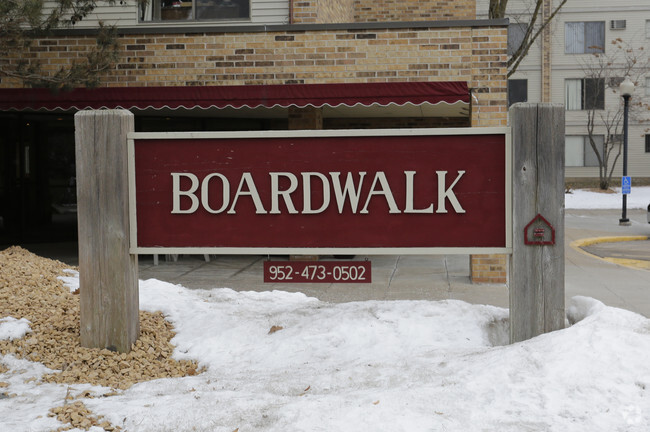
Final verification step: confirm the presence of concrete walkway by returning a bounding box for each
[13,208,650,316]
[138,253,509,306]
[136,208,650,315]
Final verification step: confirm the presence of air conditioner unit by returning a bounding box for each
[610,20,626,30]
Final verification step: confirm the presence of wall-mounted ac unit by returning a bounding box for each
[610,20,626,30]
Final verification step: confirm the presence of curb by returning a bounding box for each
[570,236,650,271]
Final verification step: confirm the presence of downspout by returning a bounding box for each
[289,0,293,24]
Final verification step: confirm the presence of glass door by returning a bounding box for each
[0,115,77,245]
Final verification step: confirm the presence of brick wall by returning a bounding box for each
[292,1,318,23]
[3,26,507,127]
[353,0,476,22]
[319,0,355,24]
[292,0,476,24]
[293,0,355,24]
[469,27,508,127]
[470,254,508,284]
[468,27,509,283]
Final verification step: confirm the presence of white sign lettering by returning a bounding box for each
[170,170,466,215]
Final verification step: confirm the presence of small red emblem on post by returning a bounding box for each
[524,214,555,245]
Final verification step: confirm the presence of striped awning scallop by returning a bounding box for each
[0,81,470,117]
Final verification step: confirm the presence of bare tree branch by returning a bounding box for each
[489,0,568,76]
[489,0,509,20]
[506,0,567,77]
[580,39,650,189]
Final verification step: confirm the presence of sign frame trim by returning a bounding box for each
[127,127,512,255]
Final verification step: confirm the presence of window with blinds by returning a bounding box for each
[565,22,605,54]
[565,78,605,110]
[566,136,604,167]
[140,0,251,22]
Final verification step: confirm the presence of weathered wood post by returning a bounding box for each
[75,109,139,352]
[510,103,565,343]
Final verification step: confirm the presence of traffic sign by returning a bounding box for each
[622,176,632,195]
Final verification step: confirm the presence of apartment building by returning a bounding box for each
[0,1,510,283]
[478,0,650,183]
[0,0,507,241]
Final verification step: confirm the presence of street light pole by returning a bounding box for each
[619,77,634,226]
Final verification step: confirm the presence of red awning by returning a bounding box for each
[0,82,469,114]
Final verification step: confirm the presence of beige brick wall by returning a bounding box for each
[470,254,508,284]
[469,27,508,127]
[293,0,476,24]
[353,0,476,22]
[293,0,355,24]
[292,1,318,23]
[319,0,355,23]
[3,26,507,127]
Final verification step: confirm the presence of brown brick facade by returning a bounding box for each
[353,0,476,22]
[293,0,355,24]
[3,26,507,127]
[292,0,476,24]
[470,254,508,284]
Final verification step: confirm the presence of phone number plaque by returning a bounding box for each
[264,261,371,283]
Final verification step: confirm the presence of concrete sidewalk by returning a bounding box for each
[13,208,650,316]
[136,208,650,315]
[138,253,509,306]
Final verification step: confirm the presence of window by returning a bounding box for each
[646,77,650,97]
[646,20,650,38]
[646,135,650,153]
[565,78,605,110]
[508,23,527,56]
[565,22,605,54]
[508,79,528,106]
[566,136,604,167]
[140,0,250,22]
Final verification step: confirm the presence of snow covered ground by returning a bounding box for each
[2,279,650,432]
[566,186,650,209]
[2,187,650,431]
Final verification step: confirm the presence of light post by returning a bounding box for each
[619,76,634,226]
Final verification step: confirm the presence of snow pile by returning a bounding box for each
[0,317,31,341]
[566,186,650,209]
[58,269,80,293]
[3,278,650,431]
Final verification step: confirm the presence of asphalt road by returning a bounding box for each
[582,239,650,262]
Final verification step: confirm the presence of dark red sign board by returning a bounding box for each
[129,129,509,253]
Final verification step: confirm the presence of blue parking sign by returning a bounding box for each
[622,176,632,195]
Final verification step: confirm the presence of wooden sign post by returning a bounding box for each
[75,110,139,353]
[72,105,565,350]
[509,103,565,343]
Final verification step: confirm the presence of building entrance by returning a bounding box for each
[0,114,78,245]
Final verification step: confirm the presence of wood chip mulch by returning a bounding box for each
[0,246,203,431]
